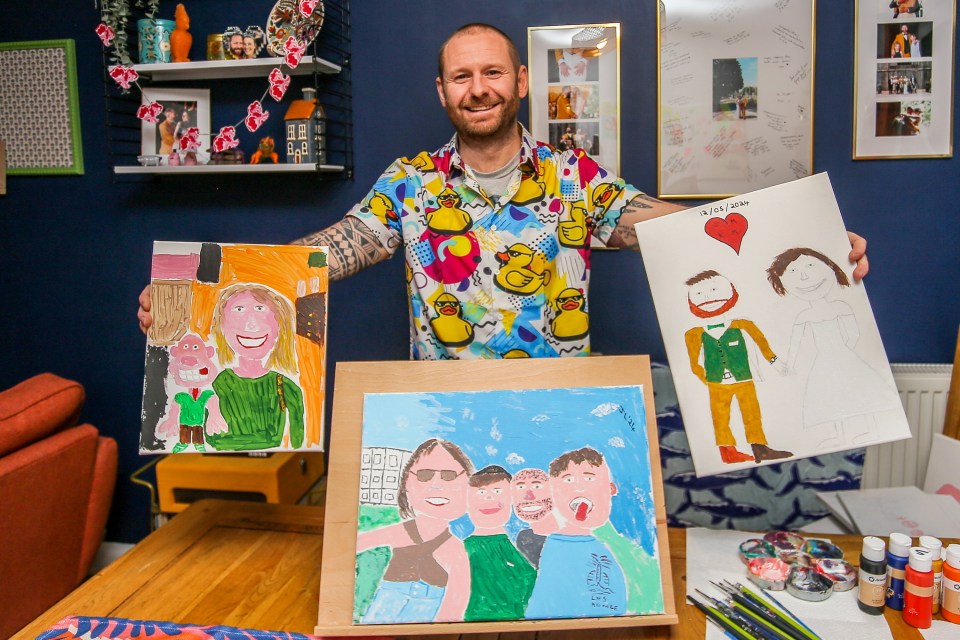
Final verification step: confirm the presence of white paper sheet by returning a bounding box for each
[686,527,893,640]
[923,433,960,503]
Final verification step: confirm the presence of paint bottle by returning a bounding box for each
[885,532,911,611]
[942,544,960,624]
[858,535,887,615]
[902,547,934,629]
[919,535,943,613]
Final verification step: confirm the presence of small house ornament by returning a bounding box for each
[284,87,326,164]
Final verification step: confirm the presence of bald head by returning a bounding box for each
[438,23,521,78]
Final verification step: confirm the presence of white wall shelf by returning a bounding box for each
[132,56,341,81]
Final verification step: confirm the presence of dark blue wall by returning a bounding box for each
[1,1,957,543]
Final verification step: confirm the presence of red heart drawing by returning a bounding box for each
[704,212,748,254]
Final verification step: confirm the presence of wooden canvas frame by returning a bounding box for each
[0,39,84,175]
[317,356,676,636]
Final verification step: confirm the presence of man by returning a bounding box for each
[525,447,626,618]
[140,23,868,358]
[891,24,913,58]
[510,467,558,567]
[462,465,536,621]
[683,270,793,464]
[223,27,245,60]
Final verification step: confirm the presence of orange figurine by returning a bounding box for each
[171,4,192,62]
[250,136,279,164]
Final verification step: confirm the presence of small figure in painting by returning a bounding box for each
[525,447,627,619]
[683,270,793,465]
[766,248,902,449]
[222,26,244,60]
[170,4,192,62]
[207,283,305,451]
[157,333,228,452]
[356,438,473,623]
[250,136,279,164]
[462,465,536,621]
[511,468,558,568]
[242,25,265,59]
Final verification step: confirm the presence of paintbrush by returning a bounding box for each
[687,595,758,640]
[734,581,823,640]
[712,581,811,640]
[696,589,783,640]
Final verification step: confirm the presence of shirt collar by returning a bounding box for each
[440,122,539,179]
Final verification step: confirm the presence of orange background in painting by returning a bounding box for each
[190,244,329,449]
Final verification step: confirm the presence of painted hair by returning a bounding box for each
[211,283,297,373]
[438,23,521,77]
[469,464,512,487]
[685,269,723,287]
[548,446,605,478]
[397,438,474,519]
[766,247,849,296]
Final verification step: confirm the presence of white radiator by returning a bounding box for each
[861,363,953,490]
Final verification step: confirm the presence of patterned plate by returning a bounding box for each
[265,0,325,57]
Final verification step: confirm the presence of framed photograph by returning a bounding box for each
[140,88,211,164]
[528,24,620,173]
[853,0,955,159]
[316,356,677,635]
[657,1,815,198]
[0,39,83,176]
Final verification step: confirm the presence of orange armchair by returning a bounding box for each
[0,373,118,638]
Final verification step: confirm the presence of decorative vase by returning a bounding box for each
[138,18,176,64]
[170,4,193,62]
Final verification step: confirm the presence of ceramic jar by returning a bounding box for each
[138,19,176,64]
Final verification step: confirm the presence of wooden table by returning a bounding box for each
[12,499,954,639]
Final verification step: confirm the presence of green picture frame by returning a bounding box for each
[0,39,84,175]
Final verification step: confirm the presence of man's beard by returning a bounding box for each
[688,286,739,319]
[446,91,520,141]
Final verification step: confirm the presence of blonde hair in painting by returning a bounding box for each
[211,283,298,374]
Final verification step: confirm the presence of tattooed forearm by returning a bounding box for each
[609,194,689,251]
[291,217,391,281]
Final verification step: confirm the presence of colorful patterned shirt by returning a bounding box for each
[346,125,642,360]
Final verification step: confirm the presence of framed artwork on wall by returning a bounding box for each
[657,1,815,199]
[139,88,211,165]
[316,356,677,635]
[0,39,84,176]
[527,23,620,173]
[853,0,955,159]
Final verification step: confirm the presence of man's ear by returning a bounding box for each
[436,77,447,107]
[517,64,529,99]
[610,482,618,496]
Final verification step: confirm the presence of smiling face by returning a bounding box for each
[220,290,280,362]
[511,468,552,522]
[779,255,837,301]
[550,458,616,533]
[435,28,527,142]
[168,334,218,387]
[403,445,469,522]
[687,273,739,319]
[468,477,511,529]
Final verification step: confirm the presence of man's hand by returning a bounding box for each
[848,231,869,281]
[138,284,152,335]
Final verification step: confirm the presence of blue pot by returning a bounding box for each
[138,19,176,64]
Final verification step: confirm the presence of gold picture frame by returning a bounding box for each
[527,23,621,173]
[656,1,816,198]
[852,0,955,159]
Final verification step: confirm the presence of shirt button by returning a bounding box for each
[496,313,504,320]
[490,224,497,231]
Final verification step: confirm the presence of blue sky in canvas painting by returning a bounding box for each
[360,385,658,555]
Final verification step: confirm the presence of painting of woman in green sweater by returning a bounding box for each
[207,283,305,450]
